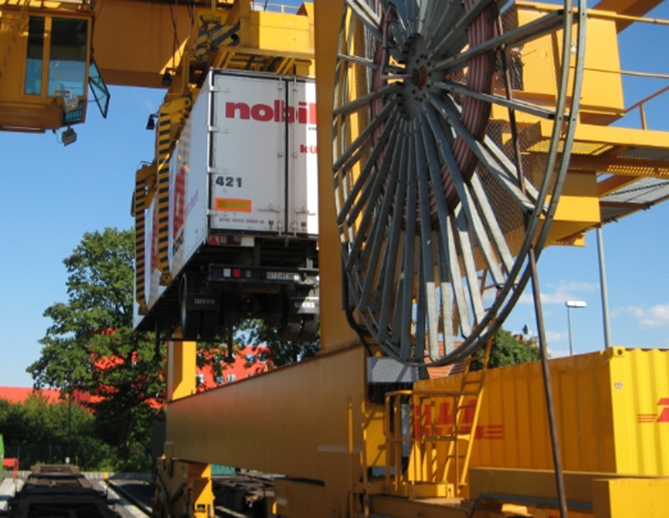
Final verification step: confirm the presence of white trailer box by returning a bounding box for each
[135,70,319,340]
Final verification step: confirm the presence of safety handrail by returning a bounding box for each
[250,1,301,14]
[624,85,669,130]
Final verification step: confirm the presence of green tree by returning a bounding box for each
[0,393,113,470]
[471,328,541,371]
[239,319,319,367]
[27,228,164,470]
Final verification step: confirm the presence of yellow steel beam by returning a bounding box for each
[593,0,663,31]
[570,155,669,178]
[469,467,668,513]
[367,495,470,518]
[541,121,669,152]
[274,479,331,518]
[314,0,359,350]
[91,1,313,88]
[592,477,669,518]
[597,175,639,197]
[167,345,367,476]
[91,1,194,87]
[166,345,388,514]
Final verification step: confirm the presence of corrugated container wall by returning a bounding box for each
[416,348,669,476]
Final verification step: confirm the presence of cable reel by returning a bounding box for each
[333,0,585,366]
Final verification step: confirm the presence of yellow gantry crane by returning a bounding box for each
[1,0,669,517]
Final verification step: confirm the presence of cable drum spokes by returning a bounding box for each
[333,0,584,366]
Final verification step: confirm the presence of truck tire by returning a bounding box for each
[280,314,301,342]
[200,310,219,342]
[298,315,318,342]
[180,279,201,341]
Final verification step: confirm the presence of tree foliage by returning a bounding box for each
[0,393,113,470]
[471,328,541,371]
[25,228,318,469]
[239,319,319,367]
[27,228,163,470]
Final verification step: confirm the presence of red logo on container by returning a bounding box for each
[150,202,159,272]
[173,165,186,240]
[225,100,316,125]
[414,401,503,440]
[637,398,669,424]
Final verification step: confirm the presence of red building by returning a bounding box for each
[0,345,273,406]
[197,345,273,391]
[0,387,90,405]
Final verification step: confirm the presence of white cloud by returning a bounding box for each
[611,305,644,318]
[545,330,568,343]
[548,348,570,358]
[612,303,669,329]
[519,280,598,305]
[640,304,669,328]
[144,99,157,113]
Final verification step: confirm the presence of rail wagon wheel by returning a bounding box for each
[333,0,584,365]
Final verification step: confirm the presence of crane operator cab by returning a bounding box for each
[0,3,108,134]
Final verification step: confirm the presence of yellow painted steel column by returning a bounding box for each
[314,0,359,350]
[187,462,214,518]
[167,337,197,401]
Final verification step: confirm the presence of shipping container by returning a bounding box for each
[415,347,669,477]
[135,70,319,342]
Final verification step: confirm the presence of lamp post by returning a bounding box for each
[565,300,587,355]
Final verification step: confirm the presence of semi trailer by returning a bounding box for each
[134,70,319,343]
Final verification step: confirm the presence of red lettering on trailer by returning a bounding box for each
[300,144,318,154]
[225,100,317,124]
[251,103,273,121]
[150,203,159,272]
[173,165,186,240]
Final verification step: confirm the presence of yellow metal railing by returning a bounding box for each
[249,1,300,14]
[383,339,493,499]
[623,85,669,130]
[586,9,669,130]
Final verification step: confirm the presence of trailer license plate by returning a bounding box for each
[267,271,299,281]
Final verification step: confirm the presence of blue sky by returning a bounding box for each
[1,1,667,387]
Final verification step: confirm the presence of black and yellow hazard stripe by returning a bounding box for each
[134,176,148,315]
[156,110,173,286]
[193,21,240,62]
[194,24,210,61]
[133,163,156,315]
[209,23,240,49]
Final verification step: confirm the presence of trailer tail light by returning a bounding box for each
[233,269,241,278]
[208,234,243,246]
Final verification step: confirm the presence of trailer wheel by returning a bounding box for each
[280,314,301,342]
[200,310,219,342]
[297,315,318,343]
[180,278,201,340]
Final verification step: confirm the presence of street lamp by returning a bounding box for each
[565,300,587,355]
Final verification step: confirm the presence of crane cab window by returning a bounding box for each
[48,18,88,97]
[24,16,88,98]
[24,17,45,95]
